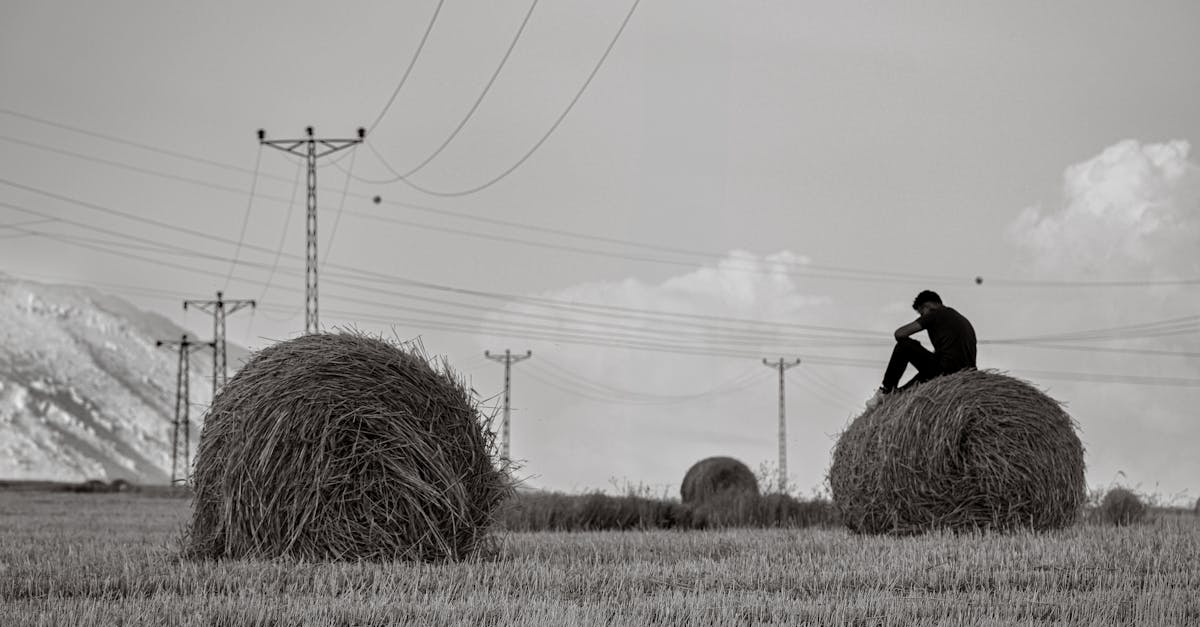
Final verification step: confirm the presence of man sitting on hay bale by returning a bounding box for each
[867,290,976,409]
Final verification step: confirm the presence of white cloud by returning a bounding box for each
[1008,139,1200,280]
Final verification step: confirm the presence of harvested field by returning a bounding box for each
[3,490,1198,625]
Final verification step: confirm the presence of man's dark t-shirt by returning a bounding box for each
[917,306,977,374]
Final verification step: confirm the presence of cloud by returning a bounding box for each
[1008,139,1200,279]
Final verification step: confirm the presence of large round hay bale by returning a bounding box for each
[680,456,758,504]
[828,370,1085,535]
[186,332,511,561]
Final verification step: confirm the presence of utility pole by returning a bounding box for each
[259,126,364,334]
[157,334,214,485]
[183,291,255,398]
[484,349,532,459]
[762,357,801,493]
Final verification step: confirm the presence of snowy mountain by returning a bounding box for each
[0,273,245,484]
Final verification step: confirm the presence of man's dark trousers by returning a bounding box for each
[882,337,941,392]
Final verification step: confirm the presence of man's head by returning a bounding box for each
[912,290,943,316]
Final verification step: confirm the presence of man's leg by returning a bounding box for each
[881,338,939,392]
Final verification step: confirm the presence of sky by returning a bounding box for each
[1,1,1198,501]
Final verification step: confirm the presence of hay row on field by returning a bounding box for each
[829,369,1086,535]
[187,332,511,562]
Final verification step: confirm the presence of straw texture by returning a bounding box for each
[680,456,759,504]
[186,332,511,561]
[829,369,1085,535]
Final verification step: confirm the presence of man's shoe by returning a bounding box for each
[865,387,888,411]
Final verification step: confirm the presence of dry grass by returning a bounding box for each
[187,332,511,562]
[829,370,1086,535]
[679,456,758,504]
[2,491,1199,625]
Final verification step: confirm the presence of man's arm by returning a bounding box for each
[894,319,923,340]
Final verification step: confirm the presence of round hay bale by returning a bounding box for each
[1098,487,1146,526]
[828,369,1085,535]
[186,332,511,561]
[680,456,758,504]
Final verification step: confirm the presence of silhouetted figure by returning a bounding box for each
[866,290,976,409]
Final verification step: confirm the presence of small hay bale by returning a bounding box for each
[680,456,758,504]
[828,369,1085,535]
[73,479,110,493]
[186,332,511,561]
[1098,487,1146,526]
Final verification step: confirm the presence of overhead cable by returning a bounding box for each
[367,0,447,133]
[366,0,642,196]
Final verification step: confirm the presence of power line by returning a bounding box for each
[802,368,866,408]
[0,217,59,236]
[982,340,1200,358]
[787,374,860,414]
[519,362,767,407]
[0,130,965,285]
[978,276,1200,288]
[3,226,1197,392]
[1014,368,1200,388]
[225,145,264,290]
[365,195,963,284]
[338,203,970,285]
[367,0,447,133]
[0,108,256,177]
[322,145,359,269]
[989,315,1200,344]
[0,181,892,336]
[530,358,765,404]
[351,0,540,182]
[9,129,1200,290]
[4,183,1197,360]
[3,176,1197,368]
[9,182,1200,357]
[365,0,641,196]
[260,158,305,303]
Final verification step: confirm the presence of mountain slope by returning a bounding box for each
[0,274,243,484]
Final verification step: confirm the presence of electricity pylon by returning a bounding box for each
[184,291,255,398]
[259,126,363,334]
[484,349,532,459]
[157,334,214,485]
[762,357,801,493]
